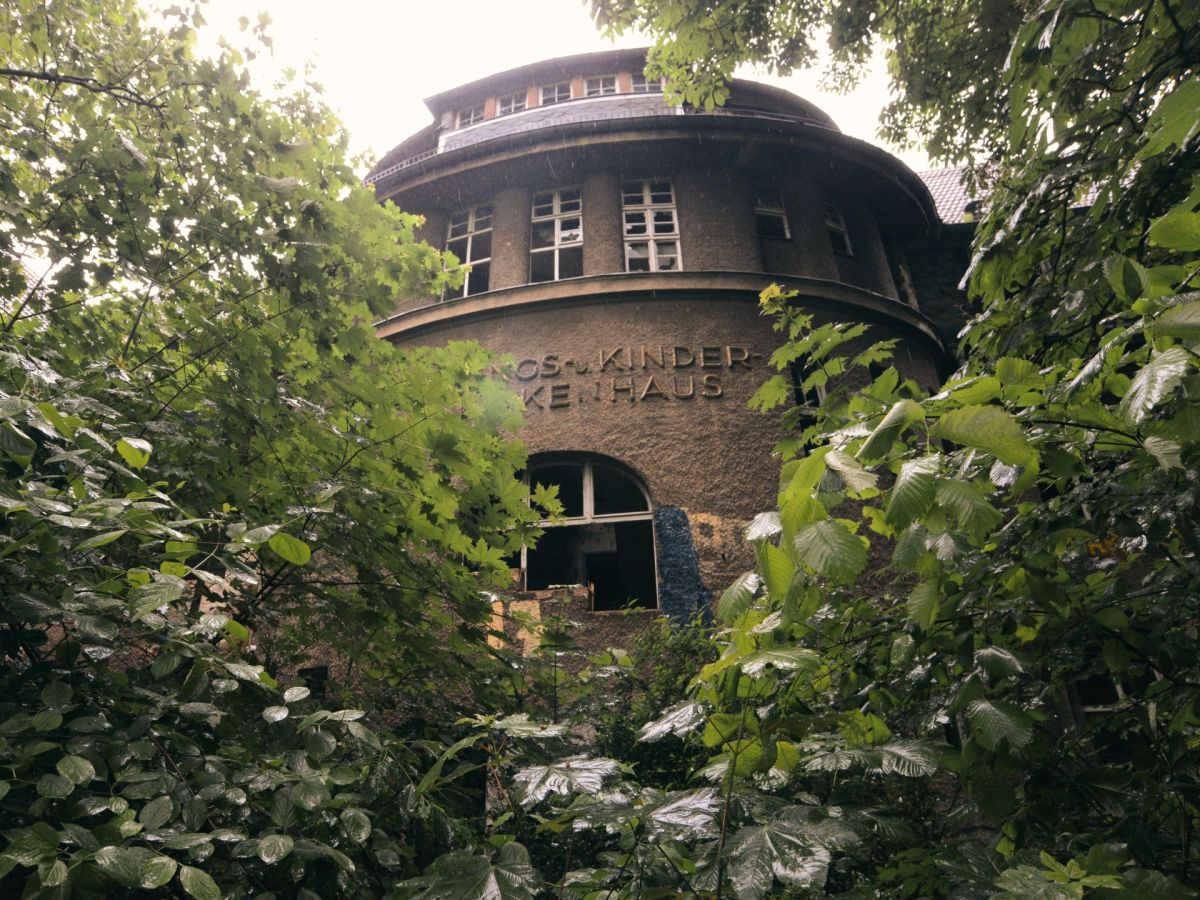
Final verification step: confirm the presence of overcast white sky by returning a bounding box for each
[193,0,931,174]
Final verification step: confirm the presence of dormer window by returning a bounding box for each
[497,91,527,116]
[584,76,617,97]
[631,74,663,93]
[456,103,484,128]
[540,82,571,105]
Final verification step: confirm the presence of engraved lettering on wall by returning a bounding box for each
[514,345,757,410]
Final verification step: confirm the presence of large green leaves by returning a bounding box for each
[885,455,939,529]
[406,844,542,900]
[793,520,867,583]
[1118,347,1192,424]
[931,406,1035,466]
[726,820,831,899]
[966,700,1034,751]
[513,756,620,806]
[857,399,923,463]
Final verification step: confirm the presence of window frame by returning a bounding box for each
[496,91,528,116]
[540,82,572,105]
[630,74,663,93]
[753,185,791,240]
[529,188,584,283]
[456,103,485,128]
[584,75,618,98]
[523,457,658,611]
[444,204,493,299]
[825,202,854,256]
[621,179,682,273]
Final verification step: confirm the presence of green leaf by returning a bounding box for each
[1148,186,1200,251]
[1104,255,1146,302]
[885,455,939,529]
[931,405,1035,466]
[759,541,795,602]
[283,686,310,703]
[726,821,831,898]
[75,529,128,550]
[857,399,923,463]
[1149,298,1200,342]
[37,773,74,798]
[934,479,1004,541]
[262,706,289,723]
[513,756,619,806]
[268,532,311,566]
[1139,78,1200,158]
[128,577,185,619]
[907,581,940,629]
[717,571,761,623]
[793,520,866,583]
[416,732,484,795]
[740,646,821,677]
[878,741,939,777]
[0,422,37,461]
[95,846,142,887]
[406,842,542,900]
[638,701,708,742]
[258,833,295,864]
[139,795,173,830]
[42,859,68,886]
[139,855,178,889]
[292,779,330,811]
[115,437,152,469]
[966,699,1034,751]
[1118,347,1191,424]
[975,647,1024,680]
[240,524,281,544]
[340,808,372,844]
[179,864,222,900]
[824,449,878,494]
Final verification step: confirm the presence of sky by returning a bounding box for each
[193,0,931,174]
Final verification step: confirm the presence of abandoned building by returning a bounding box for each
[366,48,978,644]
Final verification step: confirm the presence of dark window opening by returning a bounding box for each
[525,521,656,610]
[523,458,657,611]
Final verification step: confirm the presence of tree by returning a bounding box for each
[0,0,545,895]
[1,0,541,693]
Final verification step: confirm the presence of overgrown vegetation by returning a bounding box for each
[2,0,1199,896]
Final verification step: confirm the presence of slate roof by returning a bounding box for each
[918,167,985,225]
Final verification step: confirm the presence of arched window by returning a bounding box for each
[524,456,657,611]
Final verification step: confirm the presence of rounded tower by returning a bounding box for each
[369,49,946,631]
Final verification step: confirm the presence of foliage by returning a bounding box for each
[0,0,541,696]
[590,0,1026,163]
[409,0,1200,897]
[0,0,545,896]
[0,365,481,896]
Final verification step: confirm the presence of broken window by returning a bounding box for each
[444,204,493,297]
[622,180,681,272]
[524,457,657,611]
[530,188,583,282]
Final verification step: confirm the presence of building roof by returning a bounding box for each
[917,167,984,225]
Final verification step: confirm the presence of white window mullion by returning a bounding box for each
[582,462,595,520]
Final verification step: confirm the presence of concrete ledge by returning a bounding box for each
[375,270,945,354]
